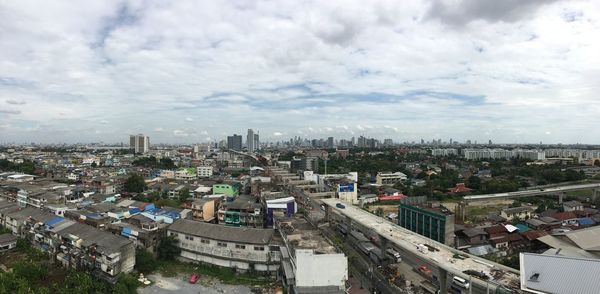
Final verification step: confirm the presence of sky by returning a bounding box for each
[1,0,600,144]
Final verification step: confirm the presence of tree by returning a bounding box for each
[112,274,139,294]
[157,235,181,260]
[91,162,97,168]
[135,250,158,274]
[178,188,190,203]
[124,174,146,193]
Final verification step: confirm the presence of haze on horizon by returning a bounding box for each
[1,0,600,145]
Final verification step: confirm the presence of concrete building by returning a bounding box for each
[398,202,455,246]
[196,166,213,178]
[167,219,281,274]
[247,129,255,153]
[277,216,347,294]
[375,172,407,185]
[130,134,150,154]
[431,148,458,156]
[463,149,545,160]
[227,134,243,151]
[501,206,536,221]
[0,233,17,252]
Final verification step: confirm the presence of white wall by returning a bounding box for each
[295,249,347,288]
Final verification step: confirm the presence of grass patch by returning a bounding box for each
[566,189,593,198]
[466,204,506,219]
[156,259,274,286]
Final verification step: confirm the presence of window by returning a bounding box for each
[217,242,227,247]
[201,239,210,244]
[254,246,265,251]
[235,244,246,249]
[185,235,194,241]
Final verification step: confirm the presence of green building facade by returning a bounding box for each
[212,183,240,197]
[398,203,455,246]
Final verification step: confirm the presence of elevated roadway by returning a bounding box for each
[322,199,521,294]
[464,183,600,202]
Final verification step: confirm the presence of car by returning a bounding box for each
[188,273,200,284]
[417,265,433,276]
[336,203,345,209]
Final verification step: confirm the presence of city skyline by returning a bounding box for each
[2,1,600,144]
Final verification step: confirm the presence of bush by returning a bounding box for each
[135,250,158,273]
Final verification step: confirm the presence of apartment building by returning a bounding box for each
[375,172,408,185]
[197,166,213,178]
[167,219,281,274]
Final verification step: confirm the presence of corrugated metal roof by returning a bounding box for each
[564,226,600,251]
[521,253,600,294]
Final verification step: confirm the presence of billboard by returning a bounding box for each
[338,183,354,193]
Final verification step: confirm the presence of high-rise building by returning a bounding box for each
[254,133,259,151]
[129,134,149,153]
[327,137,334,148]
[247,129,255,153]
[227,134,243,151]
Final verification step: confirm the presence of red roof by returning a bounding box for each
[492,233,523,244]
[378,194,407,201]
[552,212,578,221]
[485,225,508,234]
[447,183,472,194]
[521,230,548,241]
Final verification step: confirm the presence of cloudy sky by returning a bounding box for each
[1,0,599,144]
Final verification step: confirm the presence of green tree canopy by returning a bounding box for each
[124,174,146,193]
[157,235,181,260]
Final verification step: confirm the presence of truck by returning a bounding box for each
[386,248,402,263]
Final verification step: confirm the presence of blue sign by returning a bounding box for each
[339,183,354,193]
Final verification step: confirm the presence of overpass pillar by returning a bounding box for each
[379,234,389,258]
[558,192,565,204]
[438,268,448,294]
[593,189,600,202]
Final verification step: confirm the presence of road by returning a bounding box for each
[322,198,521,294]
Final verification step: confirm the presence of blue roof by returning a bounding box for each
[516,223,530,232]
[578,217,595,225]
[46,217,65,226]
[129,208,141,215]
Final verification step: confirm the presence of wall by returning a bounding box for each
[295,249,347,288]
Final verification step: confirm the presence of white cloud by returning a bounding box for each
[273,132,283,136]
[5,99,26,105]
[173,129,189,137]
[0,0,599,144]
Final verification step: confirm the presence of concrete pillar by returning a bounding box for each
[379,235,389,262]
[593,189,599,202]
[438,268,448,294]
[558,192,564,204]
[344,215,352,236]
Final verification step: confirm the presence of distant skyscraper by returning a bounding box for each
[129,134,149,153]
[254,132,259,151]
[327,137,334,148]
[247,129,255,153]
[227,134,242,151]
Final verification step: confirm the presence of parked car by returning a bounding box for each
[189,273,200,284]
[336,203,345,209]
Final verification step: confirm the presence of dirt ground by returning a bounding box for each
[442,199,514,212]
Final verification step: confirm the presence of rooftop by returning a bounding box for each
[520,253,600,294]
[168,219,274,245]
